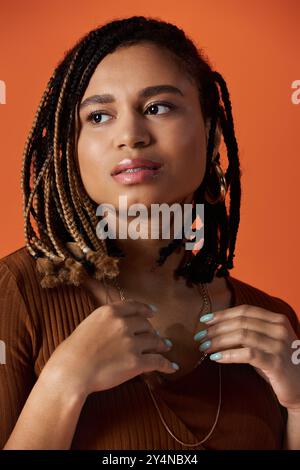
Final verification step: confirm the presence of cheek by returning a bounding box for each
[77,133,104,170]
[168,118,207,186]
[76,132,108,201]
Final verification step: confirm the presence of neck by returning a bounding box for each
[112,234,191,301]
[108,193,195,285]
[118,236,186,274]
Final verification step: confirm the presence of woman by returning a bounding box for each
[0,16,299,450]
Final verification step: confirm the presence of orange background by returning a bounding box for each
[0,0,299,317]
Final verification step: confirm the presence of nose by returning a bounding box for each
[114,109,151,149]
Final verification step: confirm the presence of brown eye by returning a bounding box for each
[87,111,111,124]
[145,102,174,115]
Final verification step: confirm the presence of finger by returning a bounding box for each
[125,316,157,336]
[125,317,168,345]
[208,346,275,372]
[195,316,290,344]
[135,332,172,354]
[198,329,284,355]
[113,299,157,318]
[199,304,292,327]
[141,352,179,374]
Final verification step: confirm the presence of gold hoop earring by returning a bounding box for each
[204,161,228,204]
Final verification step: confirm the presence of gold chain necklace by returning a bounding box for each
[110,276,222,449]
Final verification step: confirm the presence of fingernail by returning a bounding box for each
[199,340,211,351]
[148,304,158,312]
[171,362,180,370]
[199,313,214,323]
[155,330,161,336]
[193,330,207,341]
[210,352,223,361]
[164,338,173,348]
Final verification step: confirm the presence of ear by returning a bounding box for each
[205,119,222,161]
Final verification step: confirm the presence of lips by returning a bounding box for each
[111,158,162,176]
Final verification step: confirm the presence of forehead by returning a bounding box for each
[80,42,195,99]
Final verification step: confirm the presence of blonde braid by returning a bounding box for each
[44,165,67,258]
[70,173,120,280]
[65,135,100,251]
[21,75,55,257]
[23,44,121,286]
[76,186,108,255]
[23,152,52,249]
[52,51,90,252]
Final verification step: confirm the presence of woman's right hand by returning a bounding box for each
[42,299,175,397]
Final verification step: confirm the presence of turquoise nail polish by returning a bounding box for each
[210,352,223,361]
[149,304,158,312]
[164,338,173,348]
[199,313,214,323]
[199,340,211,351]
[171,362,179,370]
[193,330,207,341]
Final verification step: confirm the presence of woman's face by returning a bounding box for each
[76,42,208,209]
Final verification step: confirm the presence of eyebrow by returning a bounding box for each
[79,84,184,110]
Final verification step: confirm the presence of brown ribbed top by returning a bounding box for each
[0,247,299,450]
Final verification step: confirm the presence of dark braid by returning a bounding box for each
[21,15,242,288]
[173,80,241,283]
[213,73,241,270]
[157,72,241,284]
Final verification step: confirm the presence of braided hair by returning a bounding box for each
[21,16,241,288]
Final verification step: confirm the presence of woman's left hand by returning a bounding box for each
[195,305,300,411]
